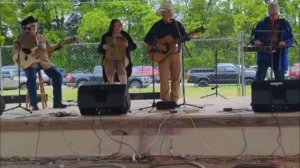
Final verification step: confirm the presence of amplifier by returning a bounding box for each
[0,95,5,115]
[251,80,300,112]
[78,83,130,115]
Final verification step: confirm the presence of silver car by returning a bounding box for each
[0,70,27,90]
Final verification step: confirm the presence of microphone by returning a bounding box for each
[168,15,177,23]
[168,18,175,22]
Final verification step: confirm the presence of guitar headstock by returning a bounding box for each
[61,37,77,46]
[193,26,206,34]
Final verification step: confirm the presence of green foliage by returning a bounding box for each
[0,34,5,45]
[0,0,299,71]
[78,8,110,41]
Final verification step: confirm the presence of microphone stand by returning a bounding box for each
[4,41,32,114]
[173,20,203,109]
[138,38,158,112]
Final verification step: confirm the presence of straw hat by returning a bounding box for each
[156,3,175,16]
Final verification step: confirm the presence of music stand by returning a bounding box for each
[201,50,227,99]
[254,29,285,80]
[4,41,32,114]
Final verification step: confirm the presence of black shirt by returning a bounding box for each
[144,19,189,44]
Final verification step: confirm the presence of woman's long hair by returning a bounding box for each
[108,19,122,35]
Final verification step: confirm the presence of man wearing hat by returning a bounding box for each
[144,4,194,103]
[17,16,66,110]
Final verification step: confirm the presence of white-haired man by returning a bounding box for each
[144,4,194,103]
[254,2,294,81]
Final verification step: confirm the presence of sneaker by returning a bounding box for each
[53,103,67,109]
[31,105,39,111]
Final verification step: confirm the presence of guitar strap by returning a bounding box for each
[173,20,182,53]
[34,32,40,47]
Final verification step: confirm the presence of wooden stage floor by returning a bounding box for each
[1,96,299,130]
[1,96,298,117]
[0,96,299,158]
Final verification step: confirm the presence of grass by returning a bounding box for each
[1,84,251,102]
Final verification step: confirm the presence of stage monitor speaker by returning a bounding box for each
[78,83,130,115]
[0,95,5,115]
[251,80,300,112]
[156,101,178,110]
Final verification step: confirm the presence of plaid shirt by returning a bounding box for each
[268,19,282,46]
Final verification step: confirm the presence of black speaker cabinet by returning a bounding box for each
[78,83,130,115]
[251,80,300,112]
[0,95,5,115]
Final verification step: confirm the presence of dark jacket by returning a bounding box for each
[254,17,294,71]
[144,19,189,45]
[98,31,137,83]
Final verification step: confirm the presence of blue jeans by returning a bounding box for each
[255,63,285,81]
[255,51,285,81]
[24,66,63,106]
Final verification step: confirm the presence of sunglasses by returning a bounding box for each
[27,24,37,28]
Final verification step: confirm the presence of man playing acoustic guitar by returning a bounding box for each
[14,16,67,110]
[144,4,195,103]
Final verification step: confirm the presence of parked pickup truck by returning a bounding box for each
[187,63,256,87]
[66,65,151,88]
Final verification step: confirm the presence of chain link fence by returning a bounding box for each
[1,35,299,100]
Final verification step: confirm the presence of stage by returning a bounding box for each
[0,97,299,158]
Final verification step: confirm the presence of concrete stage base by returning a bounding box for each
[0,97,299,158]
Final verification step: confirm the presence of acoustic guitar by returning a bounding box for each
[13,33,76,69]
[147,27,206,63]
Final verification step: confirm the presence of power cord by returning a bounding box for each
[270,113,286,156]
[92,116,102,156]
[97,117,138,155]
[139,114,173,156]
[217,108,248,157]
[49,111,78,117]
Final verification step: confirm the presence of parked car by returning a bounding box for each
[1,65,20,71]
[249,65,290,80]
[1,65,55,89]
[1,70,19,90]
[66,66,151,88]
[131,66,160,83]
[44,68,67,85]
[66,70,102,88]
[187,63,256,87]
[248,65,258,72]
[0,70,27,90]
[129,66,152,88]
[289,63,300,80]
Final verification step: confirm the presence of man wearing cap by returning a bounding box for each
[254,2,294,81]
[17,16,67,110]
[144,4,194,103]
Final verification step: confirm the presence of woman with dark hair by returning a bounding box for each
[98,19,137,84]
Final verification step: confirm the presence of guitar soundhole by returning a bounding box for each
[25,55,28,61]
[161,43,170,54]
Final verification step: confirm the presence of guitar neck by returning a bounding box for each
[180,28,204,41]
[52,44,62,51]
[179,33,193,42]
[48,44,62,56]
